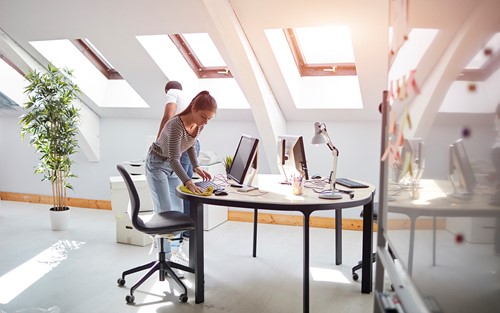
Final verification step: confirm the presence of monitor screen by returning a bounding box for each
[396,138,425,183]
[449,138,477,197]
[227,135,259,186]
[277,135,309,183]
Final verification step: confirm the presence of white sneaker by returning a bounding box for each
[170,250,189,265]
[169,251,188,279]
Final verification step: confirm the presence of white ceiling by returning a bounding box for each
[0,0,498,125]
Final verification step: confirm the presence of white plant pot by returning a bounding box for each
[49,207,71,231]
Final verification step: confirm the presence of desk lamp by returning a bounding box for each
[311,122,343,199]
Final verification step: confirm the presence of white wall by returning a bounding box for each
[1,113,494,219]
[0,116,260,199]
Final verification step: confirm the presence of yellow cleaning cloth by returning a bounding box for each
[180,185,214,196]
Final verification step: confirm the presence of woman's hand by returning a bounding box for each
[184,180,203,194]
[194,167,212,181]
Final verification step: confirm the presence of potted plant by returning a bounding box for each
[223,155,233,175]
[19,63,81,231]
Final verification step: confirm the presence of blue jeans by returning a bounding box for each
[145,153,183,254]
[180,139,201,180]
[180,140,200,217]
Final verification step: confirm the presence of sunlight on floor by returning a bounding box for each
[135,277,194,311]
[311,267,351,284]
[0,240,85,304]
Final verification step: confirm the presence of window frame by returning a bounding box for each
[283,28,357,77]
[168,34,232,79]
[71,39,123,80]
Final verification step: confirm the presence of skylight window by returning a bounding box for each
[284,26,356,76]
[457,32,500,81]
[29,39,148,108]
[466,33,500,69]
[137,33,249,109]
[0,55,26,108]
[71,39,123,79]
[389,28,439,83]
[0,54,23,76]
[168,33,232,79]
[266,26,362,109]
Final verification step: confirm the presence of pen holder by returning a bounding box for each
[292,179,304,195]
[410,180,420,200]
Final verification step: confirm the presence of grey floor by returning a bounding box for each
[387,228,500,313]
[0,201,375,313]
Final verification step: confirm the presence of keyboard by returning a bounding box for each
[335,178,369,189]
[194,180,222,191]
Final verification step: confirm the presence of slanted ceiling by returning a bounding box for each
[0,0,390,121]
[1,0,498,163]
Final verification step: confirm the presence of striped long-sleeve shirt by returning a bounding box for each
[151,115,202,183]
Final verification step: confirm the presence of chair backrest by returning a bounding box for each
[116,164,144,232]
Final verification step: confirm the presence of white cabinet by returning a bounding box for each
[446,217,495,243]
[109,174,154,246]
[109,162,228,246]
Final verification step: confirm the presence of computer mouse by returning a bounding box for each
[214,190,228,196]
[311,175,322,179]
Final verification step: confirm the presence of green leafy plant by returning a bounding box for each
[223,155,233,174]
[19,63,81,211]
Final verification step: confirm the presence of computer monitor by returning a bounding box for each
[396,138,425,184]
[227,134,259,191]
[277,135,309,184]
[448,138,477,198]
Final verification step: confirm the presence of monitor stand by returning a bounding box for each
[318,191,343,199]
[230,182,257,192]
[447,192,473,200]
[237,185,258,192]
[447,176,474,200]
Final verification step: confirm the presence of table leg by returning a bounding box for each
[189,200,205,304]
[253,209,258,257]
[432,216,436,266]
[496,217,500,255]
[407,216,416,276]
[335,209,342,265]
[361,199,373,294]
[303,212,311,313]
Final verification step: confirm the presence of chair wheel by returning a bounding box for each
[117,278,125,286]
[179,294,188,303]
[126,294,135,304]
[353,273,359,281]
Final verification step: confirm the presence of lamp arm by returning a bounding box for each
[324,131,339,157]
[330,152,339,191]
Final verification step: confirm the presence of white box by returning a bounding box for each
[115,212,153,246]
[110,175,154,213]
[110,175,154,246]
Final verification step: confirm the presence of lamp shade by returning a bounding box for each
[311,121,328,145]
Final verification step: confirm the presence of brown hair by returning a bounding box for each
[496,102,500,118]
[178,90,217,116]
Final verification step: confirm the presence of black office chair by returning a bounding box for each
[115,164,195,304]
[352,203,379,281]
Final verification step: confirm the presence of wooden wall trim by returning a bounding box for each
[0,192,112,210]
[0,192,445,230]
[229,210,446,231]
